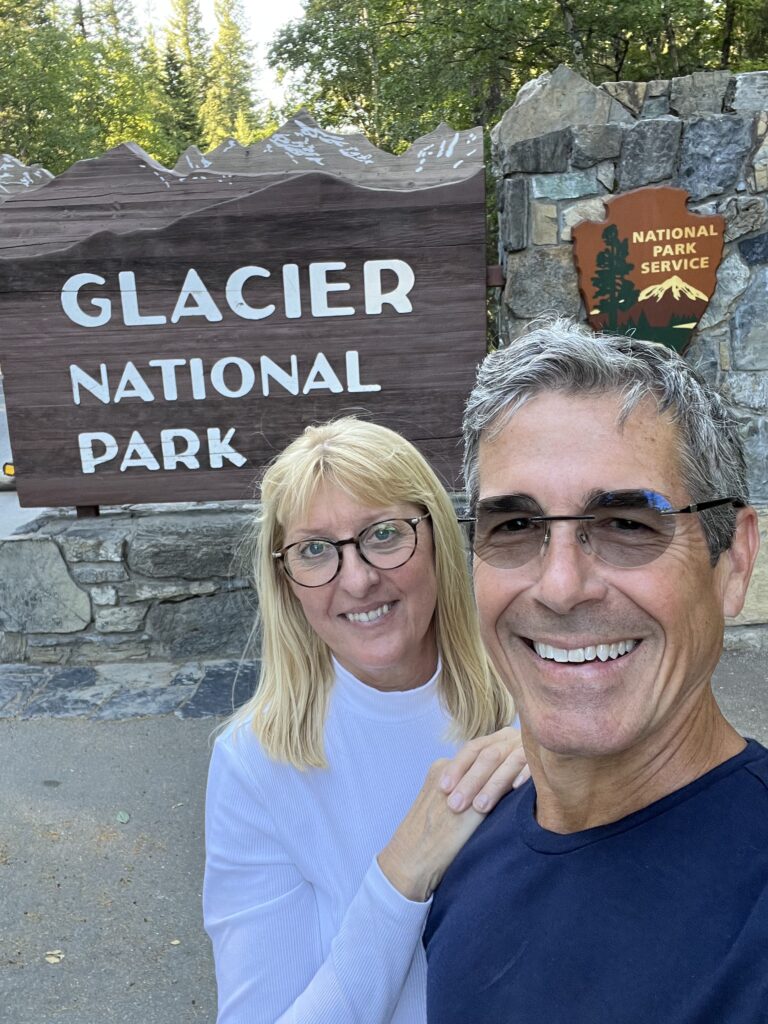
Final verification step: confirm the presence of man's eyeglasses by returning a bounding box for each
[462,490,745,570]
[273,514,430,587]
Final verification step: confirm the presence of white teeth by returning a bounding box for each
[345,603,391,623]
[533,639,637,663]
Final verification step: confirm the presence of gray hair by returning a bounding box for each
[463,318,748,563]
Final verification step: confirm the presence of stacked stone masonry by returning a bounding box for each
[0,504,259,666]
[494,66,768,642]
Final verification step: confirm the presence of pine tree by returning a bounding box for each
[591,225,640,334]
[164,0,209,124]
[199,0,261,148]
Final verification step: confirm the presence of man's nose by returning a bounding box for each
[529,522,608,613]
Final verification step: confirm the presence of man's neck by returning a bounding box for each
[527,695,746,834]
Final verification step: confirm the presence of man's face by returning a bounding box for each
[473,391,751,759]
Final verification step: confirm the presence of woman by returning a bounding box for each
[204,417,524,1023]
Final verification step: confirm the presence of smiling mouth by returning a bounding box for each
[527,639,639,663]
[344,602,393,624]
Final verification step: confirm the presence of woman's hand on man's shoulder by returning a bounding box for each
[438,727,529,814]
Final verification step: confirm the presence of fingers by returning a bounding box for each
[439,727,528,814]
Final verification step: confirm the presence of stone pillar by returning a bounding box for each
[492,65,768,645]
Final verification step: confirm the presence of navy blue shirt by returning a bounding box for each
[425,740,768,1024]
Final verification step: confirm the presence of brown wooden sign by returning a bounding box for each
[0,119,487,508]
[572,186,724,353]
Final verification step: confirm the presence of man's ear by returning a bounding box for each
[721,506,761,619]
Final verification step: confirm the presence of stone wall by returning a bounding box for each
[492,65,768,647]
[0,505,258,666]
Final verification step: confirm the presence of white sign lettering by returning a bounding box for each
[60,259,415,327]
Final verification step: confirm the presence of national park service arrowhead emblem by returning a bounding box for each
[572,186,725,354]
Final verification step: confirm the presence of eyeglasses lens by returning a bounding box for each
[284,519,418,586]
[473,492,678,569]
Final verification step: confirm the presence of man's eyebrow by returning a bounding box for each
[476,493,541,513]
[583,488,668,510]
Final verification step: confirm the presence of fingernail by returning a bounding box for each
[474,794,490,811]
[447,791,464,811]
[440,774,452,792]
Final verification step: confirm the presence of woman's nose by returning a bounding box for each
[337,543,380,592]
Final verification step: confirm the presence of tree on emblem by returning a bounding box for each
[591,225,639,333]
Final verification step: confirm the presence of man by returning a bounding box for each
[424,319,768,1023]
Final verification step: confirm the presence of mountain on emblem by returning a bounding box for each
[638,276,709,303]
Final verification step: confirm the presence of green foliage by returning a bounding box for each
[270,0,768,149]
[199,0,263,147]
[1,0,767,176]
[0,0,269,173]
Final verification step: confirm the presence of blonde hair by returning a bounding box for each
[235,417,513,768]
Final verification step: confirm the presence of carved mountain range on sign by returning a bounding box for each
[174,111,485,188]
[638,275,709,302]
[0,113,484,261]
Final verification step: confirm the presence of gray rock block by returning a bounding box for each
[726,71,768,112]
[499,130,571,174]
[560,197,607,242]
[72,562,128,584]
[127,512,252,579]
[617,118,681,190]
[570,125,623,168]
[0,632,26,663]
[94,604,149,634]
[640,95,671,118]
[646,79,671,98]
[740,411,768,502]
[90,585,118,607]
[719,194,768,242]
[676,114,755,200]
[175,660,259,718]
[531,168,600,200]
[684,325,724,386]
[670,71,732,118]
[738,231,768,265]
[730,266,768,369]
[118,579,218,603]
[503,246,582,319]
[0,538,90,633]
[530,201,558,245]
[93,678,198,720]
[492,65,632,154]
[39,520,126,562]
[0,664,50,713]
[499,178,529,252]
[145,590,255,659]
[600,81,647,117]
[698,250,750,329]
[721,371,768,412]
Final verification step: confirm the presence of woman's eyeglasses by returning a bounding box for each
[273,514,431,587]
[462,490,744,570]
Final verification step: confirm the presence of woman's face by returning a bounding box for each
[280,484,439,691]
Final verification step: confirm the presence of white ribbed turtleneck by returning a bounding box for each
[204,658,457,1023]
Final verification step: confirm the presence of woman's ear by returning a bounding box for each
[721,506,761,619]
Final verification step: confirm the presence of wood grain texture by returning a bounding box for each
[0,164,487,508]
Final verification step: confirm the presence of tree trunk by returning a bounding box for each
[721,0,736,67]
